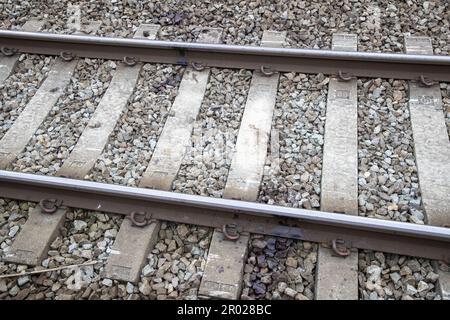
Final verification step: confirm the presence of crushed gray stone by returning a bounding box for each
[172,68,252,197]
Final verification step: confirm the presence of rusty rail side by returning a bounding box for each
[0,30,450,81]
[0,170,448,261]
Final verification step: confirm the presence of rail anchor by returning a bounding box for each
[128,211,155,227]
[222,223,240,241]
[337,70,352,81]
[123,56,137,66]
[260,66,275,76]
[191,61,205,71]
[331,238,350,257]
[1,46,18,56]
[419,75,435,87]
[60,51,75,61]
[39,198,63,214]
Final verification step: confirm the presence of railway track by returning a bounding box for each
[0,18,449,301]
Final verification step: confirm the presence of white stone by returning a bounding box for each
[102,278,113,287]
[8,225,20,237]
[284,287,297,298]
[17,276,29,286]
[417,281,429,292]
[126,282,135,294]
[406,284,417,296]
[73,220,88,231]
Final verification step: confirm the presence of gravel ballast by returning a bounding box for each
[87,64,184,186]
[356,78,442,300]
[0,204,122,300]
[241,235,317,300]
[258,73,328,210]
[0,54,54,141]
[0,202,211,300]
[11,59,116,175]
[358,251,442,300]
[243,72,327,300]
[136,222,212,300]
[1,1,449,302]
[172,68,252,197]
[357,78,424,224]
[0,200,32,264]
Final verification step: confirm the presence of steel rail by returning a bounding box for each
[1,30,450,81]
[0,170,449,261]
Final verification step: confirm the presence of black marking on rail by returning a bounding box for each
[176,48,188,66]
